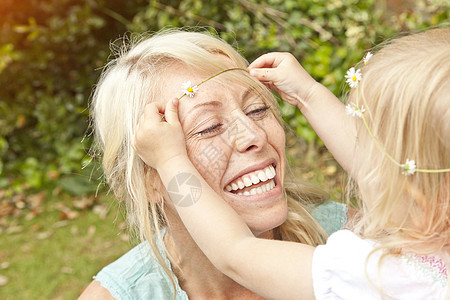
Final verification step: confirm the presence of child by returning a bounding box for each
[133,28,449,299]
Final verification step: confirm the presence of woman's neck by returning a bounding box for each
[164,223,274,299]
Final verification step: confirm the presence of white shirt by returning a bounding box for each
[312,230,448,299]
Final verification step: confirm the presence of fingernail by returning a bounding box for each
[249,69,256,76]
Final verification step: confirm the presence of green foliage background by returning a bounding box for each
[0,0,449,195]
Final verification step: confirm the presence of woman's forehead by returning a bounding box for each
[157,64,265,122]
[164,67,251,100]
[177,82,257,122]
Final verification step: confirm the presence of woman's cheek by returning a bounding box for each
[186,138,230,189]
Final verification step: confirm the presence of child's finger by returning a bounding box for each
[163,98,180,125]
[248,53,279,69]
[133,102,160,151]
[141,102,165,125]
[249,68,276,82]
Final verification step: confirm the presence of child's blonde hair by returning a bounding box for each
[349,27,450,255]
[90,28,328,296]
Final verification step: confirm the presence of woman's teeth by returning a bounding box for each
[225,165,276,195]
[235,180,275,195]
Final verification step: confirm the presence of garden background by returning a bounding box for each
[0,0,448,298]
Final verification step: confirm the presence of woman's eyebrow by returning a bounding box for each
[242,88,263,105]
[182,100,223,125]
[191,100,223,111]
[241,87,254,100]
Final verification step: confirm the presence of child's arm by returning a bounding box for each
[133,99,316,300]
[249,52,357,175]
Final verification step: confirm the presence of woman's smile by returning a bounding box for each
[225,163,276,192]
[224,161,282,202]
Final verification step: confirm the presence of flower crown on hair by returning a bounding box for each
[345,52,450,176]
[178,67,248,100]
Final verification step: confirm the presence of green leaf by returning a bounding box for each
[60,175,99,196]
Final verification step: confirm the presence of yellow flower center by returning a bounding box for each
[187,87,194,93]
[352,75,357,81]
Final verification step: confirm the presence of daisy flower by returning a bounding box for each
[181,81,199,97]
[345,103,365,118]
[401,159,416,176]
[363,52,373,65]
[345,67,362,88]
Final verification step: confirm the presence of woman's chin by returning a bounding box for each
[240,198,289,237]
[252,211,288,238]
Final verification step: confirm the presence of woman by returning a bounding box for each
[79,29,349,299]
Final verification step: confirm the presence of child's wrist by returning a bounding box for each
[157,154,200,197]
[156,153,190,173]
[298,81,322,112]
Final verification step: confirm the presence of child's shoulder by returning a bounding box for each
[312,230,448,299]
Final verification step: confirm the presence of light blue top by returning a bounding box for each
[94,201,347,300]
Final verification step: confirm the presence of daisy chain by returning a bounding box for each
[345,52,450,176]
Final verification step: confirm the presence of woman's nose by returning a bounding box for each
[226,113,267,153]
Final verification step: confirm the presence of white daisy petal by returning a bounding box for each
[345,103,365,118]
[181,81,199,97]
[401,159,416,175]
[345,104,355,116]
[363,52,373,65]
[181,81,192,91]
[345,67,362,88]
[356,105,366,117]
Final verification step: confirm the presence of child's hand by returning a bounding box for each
[248,52,318,108]
[133,98,188,170]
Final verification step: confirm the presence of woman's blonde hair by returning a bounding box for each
[90,28,328,294]
[349,27,450,255]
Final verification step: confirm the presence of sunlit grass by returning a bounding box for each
[0,193,131,299]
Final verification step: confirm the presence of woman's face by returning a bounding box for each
[159,64,288,236]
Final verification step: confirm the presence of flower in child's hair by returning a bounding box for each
[363,52,373,65]
[401,159,416,176]
[345,67,362,88]
[181,81,199,97]
[345,103,366,118]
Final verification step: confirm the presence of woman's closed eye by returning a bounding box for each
[198,123,223,136]
[247,105,270,119]
[196,106,271,137]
